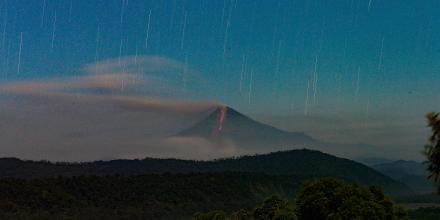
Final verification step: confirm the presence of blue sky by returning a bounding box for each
[2,0,439,112]
[1,0,439,160]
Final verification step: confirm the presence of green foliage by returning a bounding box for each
[0,174,408,219]
[0,149,412,196]
[272,210,297,220]
[425,112,440,193]
[393,206,409,220]
[192,195,297,220]
[253,195,296,220]
[0,200,18,213]
[394,193,440,203]
[193,211,228,220]
[193,178,407,220]
[295,178,408,220]
[229,209,252,220]
[0,173,301,220]
[409,207,440,220]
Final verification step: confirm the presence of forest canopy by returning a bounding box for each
[193,178,408,220]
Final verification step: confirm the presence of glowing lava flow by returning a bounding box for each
[217,105,227,132]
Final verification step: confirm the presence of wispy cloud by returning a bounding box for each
[0,56,229,161]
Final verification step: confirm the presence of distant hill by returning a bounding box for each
[357,157,395,166]
[373,160,427,179]
[0,149,412,196]
[372,160,436,194]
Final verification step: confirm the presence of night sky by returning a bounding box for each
[0,0,439,161]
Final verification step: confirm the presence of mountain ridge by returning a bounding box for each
[372,160,436,194]
[0,149,412,196]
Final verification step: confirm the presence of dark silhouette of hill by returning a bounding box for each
[0,149,412,195]
[373,160,436,194]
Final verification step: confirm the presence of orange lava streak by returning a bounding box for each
[217,106,227,132]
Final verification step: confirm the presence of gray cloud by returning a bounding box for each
[0,56,231,161]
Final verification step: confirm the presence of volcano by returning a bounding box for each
[176,107,382,159]
[176,107,315,151]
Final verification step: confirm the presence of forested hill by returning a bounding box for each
[0,172,305,220]
[0,149,411,195]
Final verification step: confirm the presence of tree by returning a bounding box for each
[253,195,297,220]
[193,210,228,220]
[191,178,408,220]
[0,200,18,213]
[229,209,252,220]
[192,195,297,220]
[295,178,408,220]
[425,112,440,192]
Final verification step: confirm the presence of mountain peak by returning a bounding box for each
[177,106,242,137]
[204,106,249,122]
[176,106,314,148]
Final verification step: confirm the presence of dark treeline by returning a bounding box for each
[0,175,412,220]
[0,149,412,196]
[193,178,409,220]
[0,172,304,219]
[409,208,440,220]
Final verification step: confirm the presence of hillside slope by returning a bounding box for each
[373,160,436,194]
[0,172,304,220]
[0,149,412,195]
